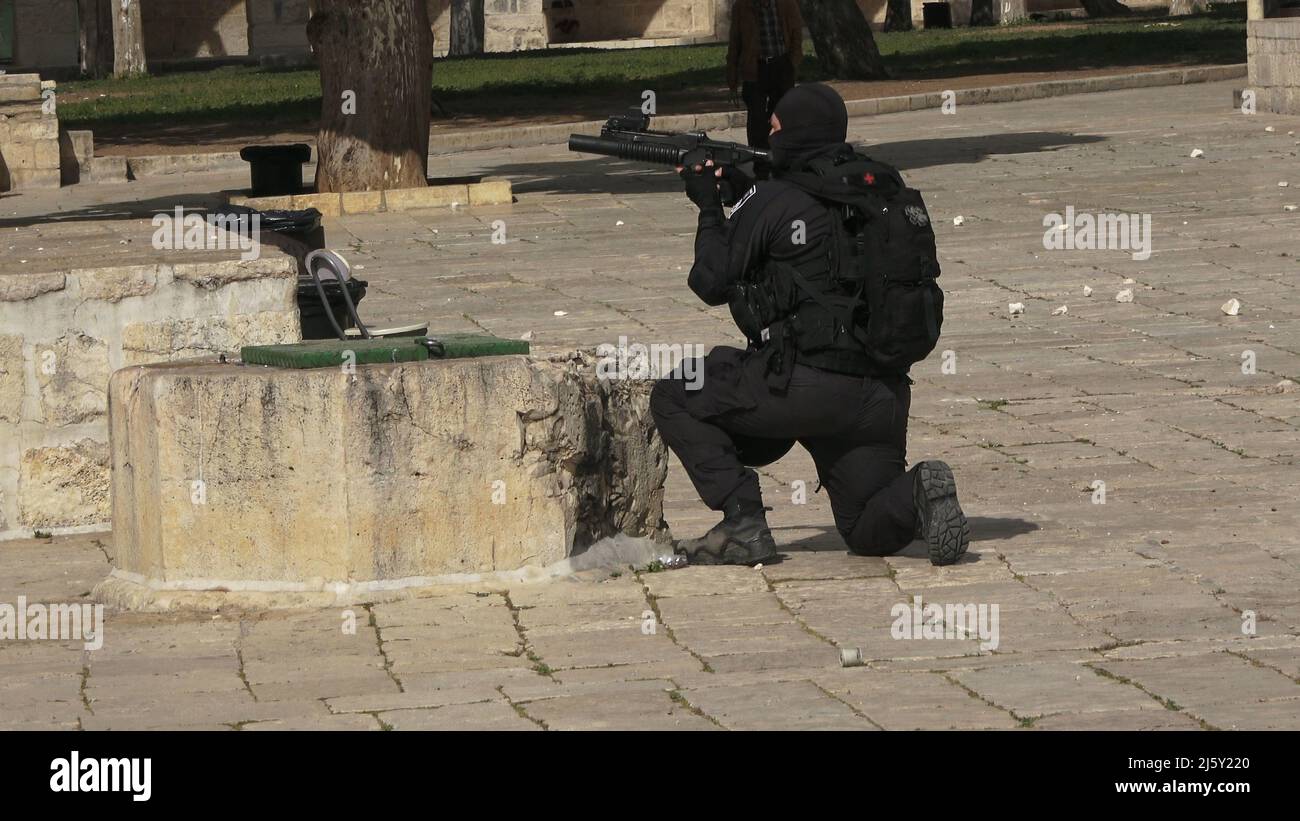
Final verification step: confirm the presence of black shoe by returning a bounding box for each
[675,503,777,566]
[913,461,970,566]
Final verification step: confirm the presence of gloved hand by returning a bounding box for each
[717,165,755,207]
[680,162,721,209]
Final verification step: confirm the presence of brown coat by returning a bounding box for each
[726,0,804,90]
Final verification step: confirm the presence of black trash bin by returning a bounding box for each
[257,209,366,340]
[923,2,953,28]
[296,276,369,340]
[239,143,312,197]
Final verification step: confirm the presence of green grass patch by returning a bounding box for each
[57,7,1247,131]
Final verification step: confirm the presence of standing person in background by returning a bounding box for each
[727,0,804,152]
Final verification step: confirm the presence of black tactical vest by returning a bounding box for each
[729,150,944,384]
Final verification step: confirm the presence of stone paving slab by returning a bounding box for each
[2,80,1299,729]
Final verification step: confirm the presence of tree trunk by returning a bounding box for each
[1079,0,1133,16]
[799,0,888,81]
[1000,0,1029,24]
[970,0,996,25]
[884,0,913,32]
[1168,0,1209,14]
[449,0,484,56]
[111,0,147,77]
[308,0,433,193]
[77,0,113,78]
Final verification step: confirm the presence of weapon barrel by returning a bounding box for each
[568,134,684,166]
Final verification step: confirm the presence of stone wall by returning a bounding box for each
[11,0,78,69]
[246,0,311,58]
[0,74,60,192]
[98,351,670,610]
[0,255,300,540]
[141,0,250,60]
[544,0,717,45]
[483,0,550,52]
[1248,18,1300,115]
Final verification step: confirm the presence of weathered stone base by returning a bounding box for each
[101,352,669,611]
[94,567,512,612]
[1247,19,1300,115]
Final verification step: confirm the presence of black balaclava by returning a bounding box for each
[769,83,850,172]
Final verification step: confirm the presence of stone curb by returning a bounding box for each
[102,64,1248,179]
[225,176,514,214]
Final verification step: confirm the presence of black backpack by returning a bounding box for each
[779,153,944,375]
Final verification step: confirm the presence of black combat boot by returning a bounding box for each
[913,461,970,566]
[675,499,777,566]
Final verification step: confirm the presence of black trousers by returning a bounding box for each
[649,348,919,556]
[742,57,795,150]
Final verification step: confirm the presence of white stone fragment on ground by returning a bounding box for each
[553,310,568,317]
[616,221,625,226]
[1116,289,1134,303]
[953,216,965,226]
[1189,148,1205,159]
[1286,205,1298,212]
[1275,379,1298,394]
[1221,298,1241,316]
[1123,277,1136,284]
[1265,126,1276,133]
[1051,305,1068,316]
[1008,302,1025,316]
[1280,182,1289,188]
[520,331,534,341]
[1083,285,1094,297]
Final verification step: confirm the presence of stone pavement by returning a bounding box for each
[3,80,1300,730]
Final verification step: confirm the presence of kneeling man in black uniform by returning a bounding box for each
[650,83,970,568]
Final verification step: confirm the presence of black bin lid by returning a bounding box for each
[240,143,312,164]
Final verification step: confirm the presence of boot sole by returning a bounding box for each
[676,535,777,567]
[914,461,970,566]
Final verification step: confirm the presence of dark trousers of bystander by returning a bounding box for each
[742,57,796,150]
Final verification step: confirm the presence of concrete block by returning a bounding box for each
[386,183,471,211]
[876,96,911,115]
[97,352,670,610]
[88,155,128,183]
[0,142,34,170]
[0,85,41,104]
[33,139,61,170]
[467,177,513,206]
[341,190,384,214]
[290,192,342,216]
[8,168,61,189]
[0,272,66,302]
[74,264,160,303]
[59,129,93,185]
